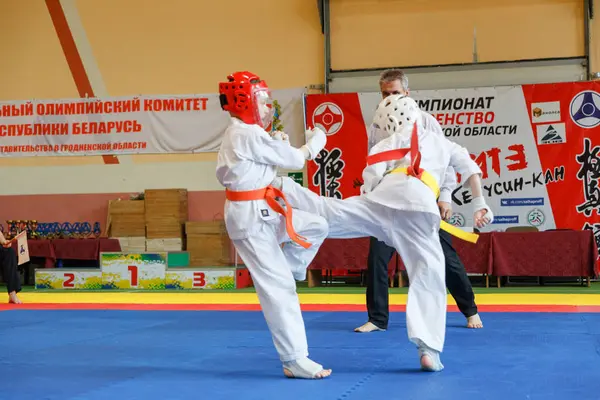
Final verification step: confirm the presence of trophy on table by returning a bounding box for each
[6,220,17,240]
[29,220,39,239]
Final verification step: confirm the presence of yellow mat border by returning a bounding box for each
[14,292,600,306]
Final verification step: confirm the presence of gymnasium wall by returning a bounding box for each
[0,0,323,227]
[330,0,586,69]
[592,2,600,73]
[0,0,598,228]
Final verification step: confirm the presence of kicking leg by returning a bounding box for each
[278,209,328,281]
[233,224,331,379]
[387,210,446,372]
[276,176,385,239]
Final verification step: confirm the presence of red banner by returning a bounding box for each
[304,93,368,199]
[304,82,600,249]
[522,82,600,241]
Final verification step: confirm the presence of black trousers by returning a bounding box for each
[0,246,21,294]
[366,229,477,329]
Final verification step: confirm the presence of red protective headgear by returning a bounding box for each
[219,71,274,128]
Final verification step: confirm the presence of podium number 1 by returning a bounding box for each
[128,265,138,287]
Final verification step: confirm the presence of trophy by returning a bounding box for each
[6,220,16,239]
[71,222,81,238]
[61,222,73,238]
[81,222,92,238]
[93,222,102,238]
[30,220,39,239]
[17,220,27,234]
[271,100,284,133]
[37,223,47,239]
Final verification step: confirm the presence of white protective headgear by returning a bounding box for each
[372,95,421,140]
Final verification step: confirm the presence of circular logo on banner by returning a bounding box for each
[527,208,545,227]
[448,213,466,227]
[570,91,600,129]
[312,102,344,135]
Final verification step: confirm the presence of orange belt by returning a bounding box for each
[225,185,311,249]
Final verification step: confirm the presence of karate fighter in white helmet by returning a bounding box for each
[272,94,494,372]
[216,71,332,379]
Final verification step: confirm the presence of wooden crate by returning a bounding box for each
[109,199,145,215]
[115,236,146,253]
[186,221,231,266]
[110,216,146,237]
[146,238,184,252]
[107,200,145,237]
[144,189,188,222]
[146,220,184,239]
[185,221,226,235]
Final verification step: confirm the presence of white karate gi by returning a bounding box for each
[277,120,482,354]
[368,110,457,203]
[216,117,328,362]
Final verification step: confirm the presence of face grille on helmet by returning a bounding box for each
[373,94,419,137]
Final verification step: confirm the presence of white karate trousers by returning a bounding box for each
[232,209,328,362]
[281,178,447,352]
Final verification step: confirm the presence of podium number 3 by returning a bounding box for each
[193,272,206,287]
[128,265,138,287]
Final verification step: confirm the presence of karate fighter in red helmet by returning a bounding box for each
[216,71,332,379]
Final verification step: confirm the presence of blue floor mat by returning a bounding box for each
[1,310,599,400]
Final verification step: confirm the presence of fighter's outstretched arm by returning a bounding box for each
[446,140,494,228]
[237,128,327,170]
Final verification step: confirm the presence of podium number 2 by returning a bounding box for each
[193,272,206,287]
[63,273,75,288]
[128,265,138,287]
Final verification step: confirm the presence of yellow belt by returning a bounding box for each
[388,167,479,244]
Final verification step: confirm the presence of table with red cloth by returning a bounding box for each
[308,230,598,286]
[14,238,122,268]
[308,238,397,285]
[452,233,493,275]
[491,230,598,279]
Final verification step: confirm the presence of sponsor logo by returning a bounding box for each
[536,123,565,145]
[531,101,561,123]
[260,209,269,217]
[492,216,519,224]
[570,91,600,129]
[312,102,344,135]
[448,213,465,227]
[527,208,545,227]
[500,198,545,207]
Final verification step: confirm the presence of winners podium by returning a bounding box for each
[34,252,251,290]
